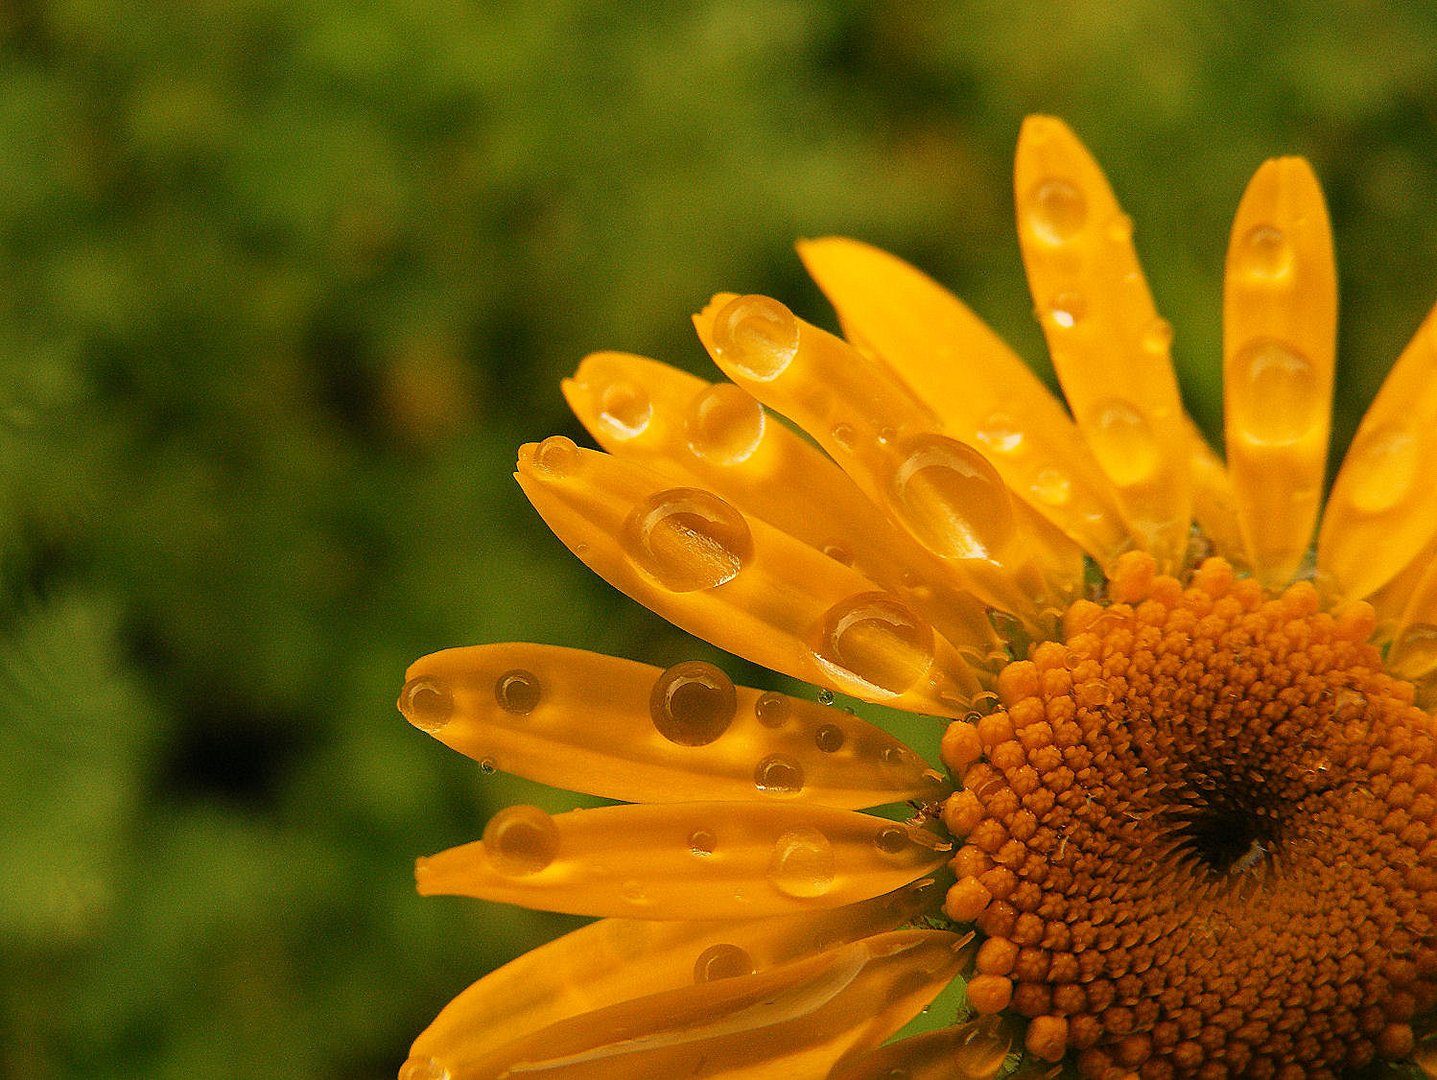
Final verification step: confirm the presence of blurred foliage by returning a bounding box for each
[3,1,1436,1077]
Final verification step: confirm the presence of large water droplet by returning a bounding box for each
[976,413,1025,456]
[398,1057,451,1080]
[494,669,541,715]
[753,753,805,796]
[1232,339,1322,446]
[597,380,652,440]
[399,676,453,733]
[889,434,1014,560]
[1238,224,1293,281]
[688,828,717,856]
[812,593,935,696]
[686,382,765,465]
[1391,624,1437,681]
[1028,178,1087,244]
[482,805,560,877]
[767,827,836,898]
[1342,425,1418,516]
[1084,398,1159,487]
[693,943,755,983]
[623,487,753,591]
[815,723,845,753]
[1031,467,1073,507]
[755,692,791,728]
[532,435,580,477]
[650,660,737,746]
[711,295,800,381]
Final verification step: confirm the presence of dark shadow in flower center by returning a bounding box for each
[1172,788,1281,877]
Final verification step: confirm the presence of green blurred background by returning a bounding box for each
[4,2,1436,1077]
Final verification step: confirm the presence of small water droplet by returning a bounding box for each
[623,487,753,591]
[755,692,791,728]
[597,380,652,439]
[822,543,852,566]
[975,413,1024,456]
[483,805,560,876]
[494,669,541,715]
[1232,339,1321,446]
[533,435,580,477]
[767,827,836,898]
[1238,223,1293,280]
[874,824,911,855]
[1048,291,1087,329]
[1143,317,1174,354]
[1028,178,1087,244]
[831,422,856,451]
[881,745,912,769]
[711,295,800,381]
[815,723,845,753]
[1031,467,1073,507]
[686,382,765,465]
[1391,624,1437,681]
[816,688,836,706]
[621,880,651,906]
[693,942,755,983]
[688,828,717,856]
[889,434,1014,560]
[1107,212,1134,243]
[398,1057,451,1080]
[754,753,805,796]
[399,676,454,733]
[479,757,497,775]
[811,592,935,697]
[1085,398,1158,487]
[877,426,897,445]
[1342,425,1418,515]
[650,660,737,746]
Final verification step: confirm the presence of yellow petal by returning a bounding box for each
[398,643,949,808]
[1014,116,1192,571]
[420,929,968,1080]
[1185,416,1250,570]
[563,350,1012,658]
[797,236,1136,568]
[829,1015,1017,1080]
[1386,547,1437,703]
[416,801,949,919]
[516,437,987,713]
[1318,299,1437,599]
[406,880,943,1074]
[1222,156,1337,589]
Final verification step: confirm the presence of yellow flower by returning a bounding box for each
[397,117,1437,1079]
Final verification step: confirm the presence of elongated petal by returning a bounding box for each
[398,643,949,808]
[405,880,944,1074]
[1386,548,1437,705]
[1318,299,1437,599]
[1223,156,1337,588]
[798,236,1136,568]
[1185,417,1250,570]
[563,350,1012,656]
[416,801,949,919]
[425,929,969,1080]
[516,437,987,712]
[829,1016,1017,1080]
[1014,116,1192,570]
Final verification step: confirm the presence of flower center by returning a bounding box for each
[939,553,1437,1078]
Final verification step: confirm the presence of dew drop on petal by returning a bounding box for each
[1084,399,1159,487]
[686,382,765,465]
[816,688,836,707]
[754,753,806,796]
[831,422,856,451]
[1031,467,1073,507]
[1238,223,1293,280]
[399,676,453,733]
[622,487,753,592]
[755,691,791,728]
[621,880,651,907]
[398,1056,451,1080]
[1390,624,1437,681]
[767,827,836,898]
[815,723,846,753]
[1028,178,1087,244]
[1143,317,1174,354]
[688,829,717,857]
[494,669,541,715]
[1342,425,1419,515]
[890,434,1014,561]
[812,593,935,696]
[975,413,1024,457]
[693,942,755,983]
[479,758,497,775]
[596,380,652,440]
[533,434,580,477]
[1048,291,1087,329]
[874,824,912,855]
[482,805,560,877]
[1232,339,1322,446]
[650,660,737,746]
[711,295,800,381]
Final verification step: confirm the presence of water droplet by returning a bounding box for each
[1391,624,1437,681]
[482,805,560,876]
[831,422,856,451]
[596,380,652,439]
[1342,425,1418,515]
[975,413,1024,456]
[755,692,791,728]
[812,593,935,697]
[688,829,717,856]
[881,745,913,769]
[649,661,736,746]
[874,824,911,855]
[889,434,1014,560]
[1048,291,1087,329]
[815,723,845,753]
[398,1057,451,1080]
[1143,317,1174,354]
[1232,339,1322,446]
[623,487,753,591]
[686,382,765,465]
[816,688,836,706]
[693,942,755,983]
[1238,224,1293,280]
[1031,467,1072,506]
[1107,212,1134,243]
[754,753,805,796]
[399,676,453,733]
[711,295,800,381]
[1028,178,1087,244]
[767,827,836,898]
[1084,398,1158,487]
[878,426,897,445]
[479,757,497,775]
[822,543,852,566]
[622,880,651,907]
[533,435,580,477]
[494,669,541,715]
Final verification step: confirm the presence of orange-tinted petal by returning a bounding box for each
[1223,156,1337,588]
[1014,116,1191,571]
[416,801,949,919]
[1185,416,1250,569]
[398,643,949,808]
[1318,298,1437,599]
[829,1015,1017,1080]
